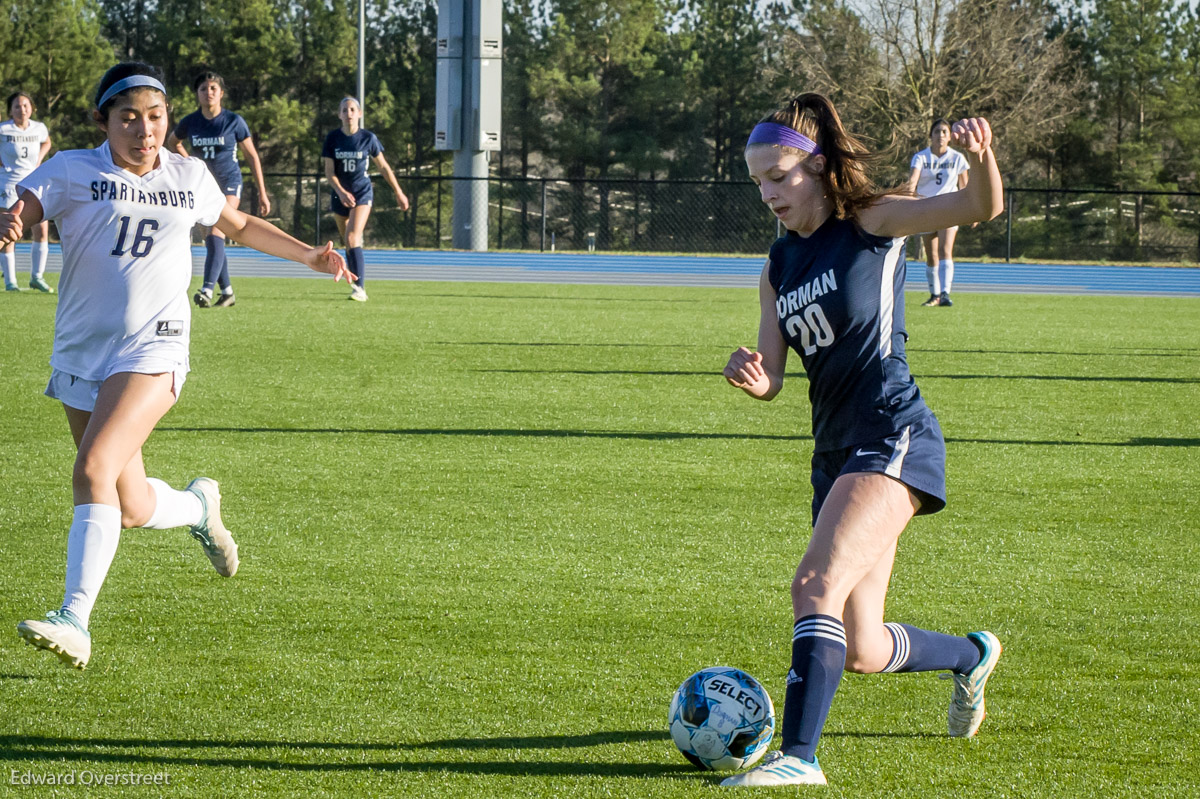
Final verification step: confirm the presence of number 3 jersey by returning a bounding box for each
[768,215,930,453]
[18,142,227,380]
[0,119,50,180]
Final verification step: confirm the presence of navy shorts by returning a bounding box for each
[809,412,947,526]
[330,187,374,217]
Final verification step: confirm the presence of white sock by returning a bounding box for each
[61,504,122,628]
[221,286,234,296]
[2,251,15,287]
[143,478,203,529]
[926,265,941,296]
[938,259,954,294]
[31,241,48,280]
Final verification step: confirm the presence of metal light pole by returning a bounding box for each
[435,0,502,251]
[358,0,366,112]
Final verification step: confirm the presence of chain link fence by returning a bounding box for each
[253,173,1200,264]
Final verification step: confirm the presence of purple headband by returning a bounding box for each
[746,122,822,155]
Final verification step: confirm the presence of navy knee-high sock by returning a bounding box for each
[347,247,365,286]
[781,615,846,762]
[881,623,982,674]
[216,240,231,292]
[202,235,222,291]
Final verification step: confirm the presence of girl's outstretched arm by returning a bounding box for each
[214,204,352,281]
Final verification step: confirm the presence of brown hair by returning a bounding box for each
[7,91,34,116]
[758,93,891,220]
[192,71,227,93]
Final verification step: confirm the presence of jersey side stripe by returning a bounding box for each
[877,238,905,360]
[884,425,912,479]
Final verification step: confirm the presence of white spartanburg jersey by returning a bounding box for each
[0,119,49,179]
[911,147,969,198]
[18,142,226,380]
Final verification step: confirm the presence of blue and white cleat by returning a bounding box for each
[947,630,1002,737]
[17,609,92,669]
[29,276,54,293]
[720,751,827,787]
[185,477,239,577]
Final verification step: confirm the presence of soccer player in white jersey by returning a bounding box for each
[3,62,353,670]
[907,118,970,307]
[0,91,52,292]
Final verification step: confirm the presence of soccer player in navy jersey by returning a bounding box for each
[720,93,1005,787]
[168,71,272,308]
[322,96,409,302]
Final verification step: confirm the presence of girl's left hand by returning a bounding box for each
[951,118,993,154]
[396,190,410,212]
[307,241,353,282]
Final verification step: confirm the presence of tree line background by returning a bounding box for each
[3,0,1200,257]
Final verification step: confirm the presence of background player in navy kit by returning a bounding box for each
[3,62,350,670]
[168,71,272,308]
[0,92,52,292]
[322,96,409,301]
[720,94,1004,787]
[908,118,970,307]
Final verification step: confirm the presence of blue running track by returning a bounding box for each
[16,243,1200,295]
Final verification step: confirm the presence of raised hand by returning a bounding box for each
[951,118,993,154]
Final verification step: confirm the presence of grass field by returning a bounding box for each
[1,277,1197,798]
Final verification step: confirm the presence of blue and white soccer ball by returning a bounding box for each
[668,666,775,771]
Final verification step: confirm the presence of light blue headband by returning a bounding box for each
[746,122,822,155]
[97,75,167,109]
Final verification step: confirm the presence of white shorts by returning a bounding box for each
[919,226,960,238]
[45,367,187,412]
[2,180,19,209]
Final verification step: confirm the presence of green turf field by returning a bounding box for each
[1,278,1197,798]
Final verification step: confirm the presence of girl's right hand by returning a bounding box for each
[0,200,24,246]
[724,347,771,396]
[951,118,993,155]
[338,189,356,209]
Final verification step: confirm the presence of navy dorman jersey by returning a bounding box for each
[322,128,383,195]
[768,215,930,453]
[173,110,251,187]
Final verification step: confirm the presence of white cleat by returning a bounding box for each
[17,609,92,669]
[720,751,827,787]
[348,284,368,302]
[947,630,1003,738]
[185,477,239,577]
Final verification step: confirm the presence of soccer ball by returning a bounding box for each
[668,666,775,771]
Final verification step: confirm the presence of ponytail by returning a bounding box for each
[760,93,892,221]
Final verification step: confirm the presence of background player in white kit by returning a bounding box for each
[2,62,353,670]
[907,119,970,307]
[0,91,52,292]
